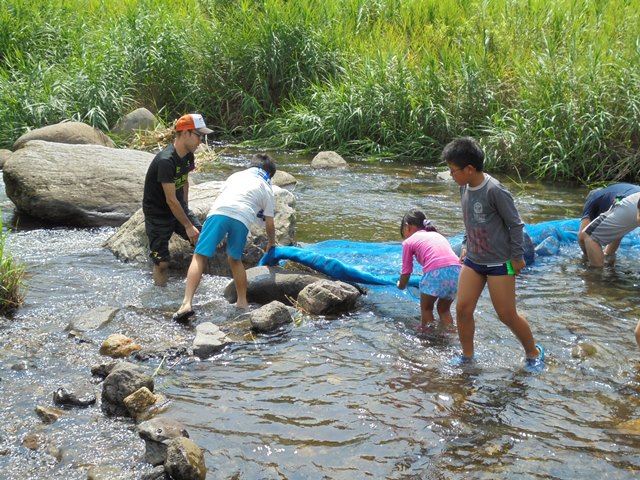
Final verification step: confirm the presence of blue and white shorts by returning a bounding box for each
[419,265,461,299]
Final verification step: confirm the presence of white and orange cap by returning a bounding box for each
[175,113,213,135]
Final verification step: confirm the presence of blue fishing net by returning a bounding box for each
[259,218,640,296]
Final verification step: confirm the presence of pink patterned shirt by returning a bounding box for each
[401,231,460,275]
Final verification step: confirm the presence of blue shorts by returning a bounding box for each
[463,257,513,276]
[419,265,461,299]
[195,215,248,260]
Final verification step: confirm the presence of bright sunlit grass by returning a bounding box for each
[0,0,638,182]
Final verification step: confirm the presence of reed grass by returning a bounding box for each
[0,214,25,315]
[1,0,638,182]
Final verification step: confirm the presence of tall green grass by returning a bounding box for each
[1,0,639,182]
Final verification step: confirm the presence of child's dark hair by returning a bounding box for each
[400,209,437,237]
[251,153,277,178]
[441,137,485,171]
[637,197,640,209]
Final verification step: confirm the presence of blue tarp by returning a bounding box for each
[259,218,639,288]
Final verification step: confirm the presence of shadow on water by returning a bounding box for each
[0,150,639,479]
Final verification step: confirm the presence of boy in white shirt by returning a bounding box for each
[173,154,277,321]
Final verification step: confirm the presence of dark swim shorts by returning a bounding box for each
[145,211,201,264]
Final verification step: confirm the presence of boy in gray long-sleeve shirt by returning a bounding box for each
[442,137,544,372]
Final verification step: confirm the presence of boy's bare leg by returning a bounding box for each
[419,294,436,329]
[176,254,208,315]
[603,237,622,256]
[153,261,169,286]
[228,256,249,308]
[455,266,486,358]
[583,235,605,267]
[635,320,640,348]
[435,297,454,327]
[486,274,538,358]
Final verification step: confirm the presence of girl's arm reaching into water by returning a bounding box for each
[397,273,411,290]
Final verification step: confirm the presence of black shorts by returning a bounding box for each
[144,211,202,265]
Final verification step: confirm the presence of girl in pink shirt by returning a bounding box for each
[397,210,462,329]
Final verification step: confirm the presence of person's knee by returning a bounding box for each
[494,307,520,325]
[227,256,242,266]
[635,321,640,347]
[456,302,474,319]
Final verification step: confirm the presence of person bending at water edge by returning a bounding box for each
[142,113,213,286]
[577,183,640,264]
[581,191,640,268]
[396,210,461,331]
[441,137,544,372]
[173,153,277,321]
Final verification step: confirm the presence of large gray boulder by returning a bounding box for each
[311,151,348,169]
[224,265,326,305]
[111,108,161,138]
[13,121,115,150]
[0,149,11,169]
[3,140,153,226]
[104,182,296,274]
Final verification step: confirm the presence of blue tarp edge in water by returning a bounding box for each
[259,218,639,287]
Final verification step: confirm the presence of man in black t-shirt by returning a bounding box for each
[142,113,213,286]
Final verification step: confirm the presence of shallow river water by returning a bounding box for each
[0,149,639,479]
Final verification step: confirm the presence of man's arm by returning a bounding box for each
[264,216,276,251]
[161,182,199,244]
[183,179,190,205]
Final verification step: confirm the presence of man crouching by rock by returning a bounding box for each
[142,113,213,286]
[172,153,277,321]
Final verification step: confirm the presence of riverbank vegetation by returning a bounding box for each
[0,215,24,314]
[1,0,639,183]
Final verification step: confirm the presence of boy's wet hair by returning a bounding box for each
[250,153,277,178]
[637,197,640,209]
[441,137,485,171]
[400,209,437,237]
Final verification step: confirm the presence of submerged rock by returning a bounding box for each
[101,362,154,417]
[35,405,67,424]
[99,334,142,358]
[123,387,166,421]
[164,437,207,480]
[138,417,190,466]
[66,306,119,332]
[53,387,96,408]
[250,300,293,333]
[192,322,233,359]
